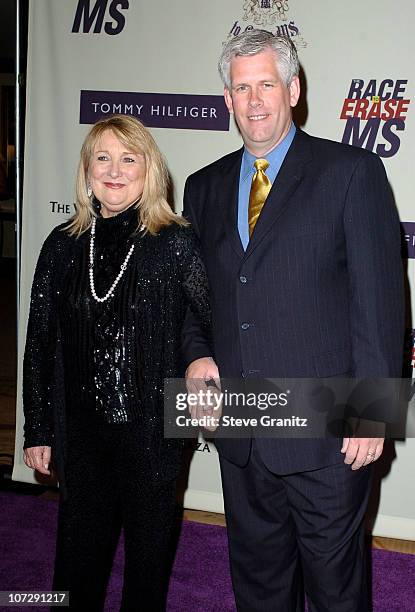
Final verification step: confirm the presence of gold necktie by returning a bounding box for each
[248,159,272,237]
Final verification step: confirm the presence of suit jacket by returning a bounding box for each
[182,129,404,474]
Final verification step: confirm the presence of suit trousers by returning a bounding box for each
[53,416,177,612]
[220,439,372,612]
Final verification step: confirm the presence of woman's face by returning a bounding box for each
[89,129,146,218]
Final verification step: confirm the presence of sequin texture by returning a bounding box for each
[23,205,212,482]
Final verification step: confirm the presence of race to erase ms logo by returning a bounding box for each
[340,79,411,158]
[71,0,129,35]
[227,0,307,48]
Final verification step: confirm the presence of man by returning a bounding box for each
[182,30,404,611]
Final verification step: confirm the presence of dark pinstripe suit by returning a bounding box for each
[183,129,404,611]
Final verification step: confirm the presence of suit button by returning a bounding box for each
[241,323,250,330]
[239,276,247,283]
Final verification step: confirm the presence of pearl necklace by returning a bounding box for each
[89,217,135,303]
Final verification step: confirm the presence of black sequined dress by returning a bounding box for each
[23,205,211,610]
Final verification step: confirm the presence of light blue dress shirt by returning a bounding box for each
[238,122,296,250]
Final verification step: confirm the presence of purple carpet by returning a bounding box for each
[1,491,414,611]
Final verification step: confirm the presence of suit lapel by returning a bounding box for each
[217,147,244,258]
[244,130,313,258]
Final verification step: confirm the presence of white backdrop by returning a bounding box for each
[14,0,415,539]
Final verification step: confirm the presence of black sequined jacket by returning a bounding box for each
[23,206,212,487]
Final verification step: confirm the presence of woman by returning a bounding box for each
[23,115,211,611]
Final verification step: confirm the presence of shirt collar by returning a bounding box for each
[241,122,296,181]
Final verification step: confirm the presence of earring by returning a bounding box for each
[87,183,92,198]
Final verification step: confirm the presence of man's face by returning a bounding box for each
[224,49,300,156]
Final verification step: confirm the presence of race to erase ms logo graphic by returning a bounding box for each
[227,0,307,48]
[71,0,129,35]
[340,79,410,158]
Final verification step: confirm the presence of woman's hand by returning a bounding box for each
[24,446,51,475]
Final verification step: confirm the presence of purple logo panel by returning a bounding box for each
[80,90,230,131]
[402,221,415,259]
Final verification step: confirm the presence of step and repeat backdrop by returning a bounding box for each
[14,0,415,539]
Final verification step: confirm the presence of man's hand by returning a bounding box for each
[341,437,384,470]
[341,418,385,470]
[185,357,221,431]
[186,357,219,382]
[24,446,51,475]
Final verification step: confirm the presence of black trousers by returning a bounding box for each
[220,439,372,612]
[53,418,177,612]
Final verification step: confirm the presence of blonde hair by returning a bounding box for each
[66,114,186,236]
